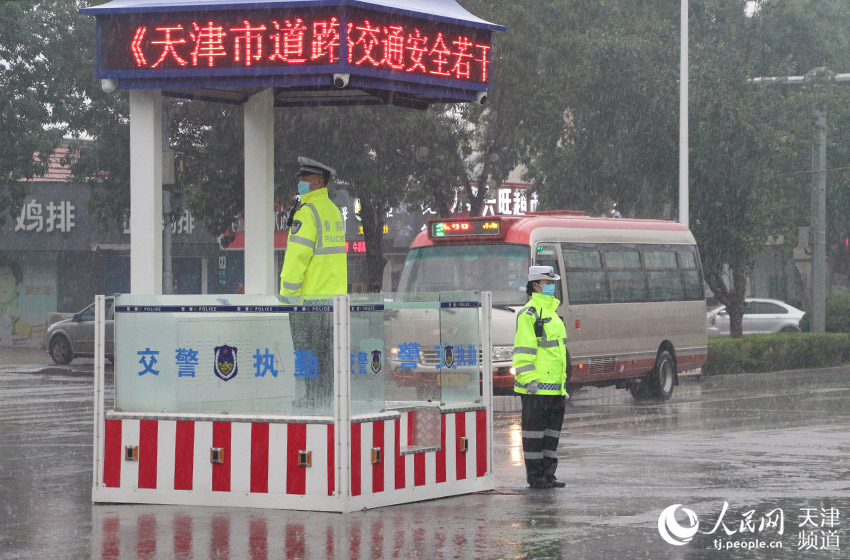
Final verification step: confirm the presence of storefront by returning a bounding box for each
[1,180,220,347]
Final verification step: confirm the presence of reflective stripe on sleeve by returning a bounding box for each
[515,364,535,374]
[314,245,346,255]
[513,347,537,355]
[288,235,316,249]
[282,281,302,291]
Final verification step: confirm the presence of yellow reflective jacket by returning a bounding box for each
[512,292,568,395]
[280,188,347,298]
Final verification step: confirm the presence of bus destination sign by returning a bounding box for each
[98,8,492,83]
[430,220,501,239]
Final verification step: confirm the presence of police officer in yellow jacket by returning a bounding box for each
[513,265,568,488]
[281,157,347,409]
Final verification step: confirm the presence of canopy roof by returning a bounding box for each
[82,0,504,107]
[81,0,504,31]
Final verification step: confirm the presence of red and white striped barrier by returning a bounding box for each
[93,408,492,511]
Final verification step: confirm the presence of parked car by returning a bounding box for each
[706,298,804,336]
[46,297,115,364]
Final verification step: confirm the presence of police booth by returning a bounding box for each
[81,0,503,511]
[91,291,494,511]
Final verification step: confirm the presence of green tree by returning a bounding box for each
[689,0,814,336]
[520,1,681,218]
[0,0,92,224]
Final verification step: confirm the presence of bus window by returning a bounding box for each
[562,246,609,304]
[534,245,563,301]
[679,249,705,300]
[645,250,683,302]
[604,249,646,303]
[396,244,529,305]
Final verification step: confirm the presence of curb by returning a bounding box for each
[0,364,108,377]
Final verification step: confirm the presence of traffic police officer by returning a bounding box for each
[513,265,568,488]
[281,157,347,408]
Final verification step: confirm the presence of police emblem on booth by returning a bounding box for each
[371,349,382,374]
[291,220,302,234]
[444,344,455,368]
[214,344,238,381]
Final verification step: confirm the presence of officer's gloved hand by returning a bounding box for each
[527,381,539,394]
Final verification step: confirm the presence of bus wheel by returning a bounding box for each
[629,381,651,401]
[647,350,675,400]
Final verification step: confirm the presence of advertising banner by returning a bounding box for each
[0,252,56,347]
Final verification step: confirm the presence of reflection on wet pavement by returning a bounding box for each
[1,367,848,559]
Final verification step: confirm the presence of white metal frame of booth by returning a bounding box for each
[91,293,494,512]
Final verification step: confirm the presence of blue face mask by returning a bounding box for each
[540,284,556,297]
[297,181,312,195]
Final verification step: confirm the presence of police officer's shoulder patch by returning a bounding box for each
[291,220,302,233]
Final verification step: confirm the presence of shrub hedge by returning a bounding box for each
[703,333,850,375]
[799,292,850,332]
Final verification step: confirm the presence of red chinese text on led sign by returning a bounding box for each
[347,19,490,82]
[108,15,340,70]
[99,11,491,83]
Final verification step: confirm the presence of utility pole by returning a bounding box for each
[749,68,850,333]
[162,106,175,295]
[812,107,827,333]
[679,0,689,227]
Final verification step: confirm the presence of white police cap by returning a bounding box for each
[528,265,561,281]
[297,156,335,179]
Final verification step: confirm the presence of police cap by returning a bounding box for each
[528,265,561,281]
[296,157,335,181]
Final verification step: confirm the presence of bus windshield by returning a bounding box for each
[396,244,529,305]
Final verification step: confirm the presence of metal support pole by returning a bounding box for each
[244,88,276,295]
[92,295,106,490]
[129,90,163,294]
[163,190,174,294]
[812,108,827,333]
[333,294,351,510]
[679,0,689,227]
[479,291,493,478]
[162,107,174,295]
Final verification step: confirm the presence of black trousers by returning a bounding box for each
[290,312,334,408]
[520,394,566,484]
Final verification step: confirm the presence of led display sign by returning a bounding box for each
[430,220,500,239]
[97,9,492,83]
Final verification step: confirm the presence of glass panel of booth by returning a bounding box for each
[438,291,481,405]
[112,292,483,418]
[348,293,387,415]
[113,294,334,416]
[378,291,482,410]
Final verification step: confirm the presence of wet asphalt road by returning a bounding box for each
[0,364,848,560]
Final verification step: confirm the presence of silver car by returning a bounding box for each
[706,298,804,336]
[46,297,115,364]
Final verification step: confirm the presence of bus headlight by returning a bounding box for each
[492,346,514,361]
